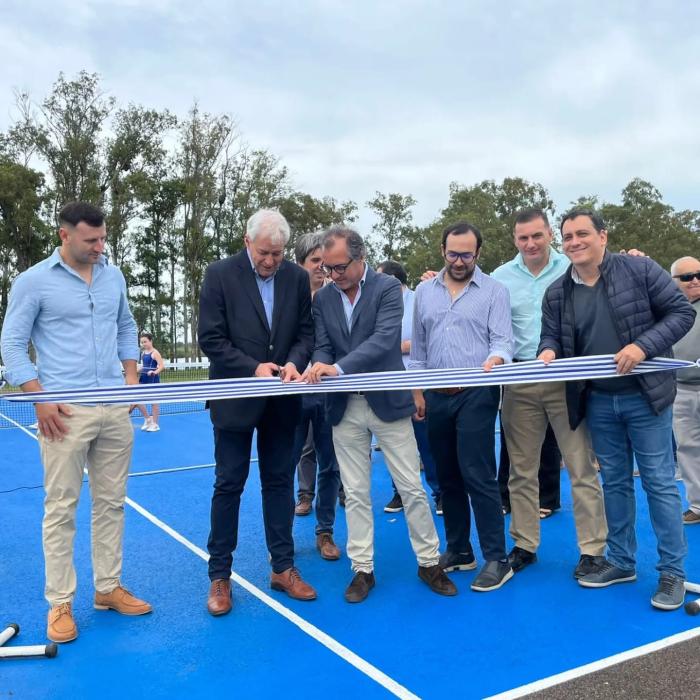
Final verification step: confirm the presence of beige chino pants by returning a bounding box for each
[39,404,133,605]
[332,395,440,573]
[501,382,607,555]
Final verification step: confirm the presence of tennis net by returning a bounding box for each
[0,362,211,429]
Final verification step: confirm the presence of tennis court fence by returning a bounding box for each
[0,362,211,429]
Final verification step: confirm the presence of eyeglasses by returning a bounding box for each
[444,251,476,264]
[322,258,354,276]
[673,272,700,282]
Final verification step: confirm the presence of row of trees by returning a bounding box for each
[2,72,699,359]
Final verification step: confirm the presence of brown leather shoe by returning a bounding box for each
[344,571,375,603]
[295,495,313,516]
[316,532,341,560]
[418,564,458,596]
[47,602,78,643]
[94,585,152,615]
[270,567,317,600]
[207,578,232,616]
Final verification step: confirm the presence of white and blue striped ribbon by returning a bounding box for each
[4,355,696,405]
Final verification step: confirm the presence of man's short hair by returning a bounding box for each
[378,260,407,285]
[294,232,324,264]
[514,208,550,228]
[441,220,483,250]
[560,208,606,233]
[246,209,290,245]
[321,226,366,261]
[58,202,105,228]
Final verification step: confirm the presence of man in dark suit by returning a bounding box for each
[304,226,456,602]
[198,209,316,615]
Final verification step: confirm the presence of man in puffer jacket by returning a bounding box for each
[538,208,695,611]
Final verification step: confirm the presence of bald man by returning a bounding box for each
[671,256,700,525]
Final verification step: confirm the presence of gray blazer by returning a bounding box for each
[312,267,415,425]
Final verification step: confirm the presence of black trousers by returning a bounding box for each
[498,418,561,511]
[426,386,506,562]
[208,398,297,579]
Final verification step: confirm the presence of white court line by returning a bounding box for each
[129,458,258,478]
[0,411,39,440]
[483,627,700,700]
[8,414,420,700]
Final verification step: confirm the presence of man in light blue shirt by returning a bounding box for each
[491,208,607,578]
[1,202,151,644]
[410,220,515,592]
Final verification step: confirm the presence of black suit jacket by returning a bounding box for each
[198,250,314,431]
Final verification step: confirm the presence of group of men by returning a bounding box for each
[1,200,696,645]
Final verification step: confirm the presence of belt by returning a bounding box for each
[431,387,465,396]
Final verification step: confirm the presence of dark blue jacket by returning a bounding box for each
[539,251,696,429]
[312,267,415,425]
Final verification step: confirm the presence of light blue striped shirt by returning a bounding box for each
[247,249,275,327]
[401,287,415,369]
[491,248,569,360]
[1,248,138,391]
[409,266,513,370]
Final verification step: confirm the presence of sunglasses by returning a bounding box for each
[673,272,700,282]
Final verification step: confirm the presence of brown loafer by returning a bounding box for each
[344,571,375,603]
[207,578,232,616]
[295,495,313,516]
[47,602,78,643]
[418,564,458,596]
[270,567,317,600]
[94,585,152,615]
[316,533,341,561]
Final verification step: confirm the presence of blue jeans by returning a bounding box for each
[586,391,686,579]
[291,394,340,535]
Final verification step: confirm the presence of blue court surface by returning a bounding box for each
[1,410,698,699]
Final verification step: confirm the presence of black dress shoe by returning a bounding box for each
[418,565,457,596]
[344,572,375,603]
[507,546,537,573]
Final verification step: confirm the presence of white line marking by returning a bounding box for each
[483,627,700,699]
[0,411,39,440]
[129,463,216,477]
[10,418,420,700]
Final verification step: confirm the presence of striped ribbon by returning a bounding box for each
[4,355,695,405]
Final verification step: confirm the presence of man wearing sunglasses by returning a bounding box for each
[303,226,455,602]
[410,221,515,592]
[538,209,694,610]
[670,257,700,526]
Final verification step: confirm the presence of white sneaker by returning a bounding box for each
[146,422,160,432]
[140,419,151,431]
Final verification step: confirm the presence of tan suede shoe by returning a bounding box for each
[47,602,78,643]
[94,585,152,615]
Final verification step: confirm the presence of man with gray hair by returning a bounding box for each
[670,255,700,525]
[199,208,316,615]
[304,226,456,602]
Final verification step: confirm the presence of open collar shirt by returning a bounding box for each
[1,248,138,391]
[408,266,513,370]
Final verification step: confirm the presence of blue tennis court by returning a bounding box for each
[1,408,698,699]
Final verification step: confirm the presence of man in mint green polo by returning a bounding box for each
[491,208,607,578]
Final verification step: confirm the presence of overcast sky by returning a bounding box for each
[2,0,699,231]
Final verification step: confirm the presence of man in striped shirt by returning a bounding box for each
[410,220,515,592]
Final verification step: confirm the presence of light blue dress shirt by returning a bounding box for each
[409,266,513,370]
[1,249,139,391]
[491,247,569,360]
[332,263,368,374]
[246,249,275,328]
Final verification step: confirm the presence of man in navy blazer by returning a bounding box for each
[304,226,456,602]
[198,209,316,615]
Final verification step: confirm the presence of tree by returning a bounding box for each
[367,191,416,261]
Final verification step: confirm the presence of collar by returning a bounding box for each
[50,247,107,270]
[436,264,483,288]
[332,262,368,294]
[571,250,609,285]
